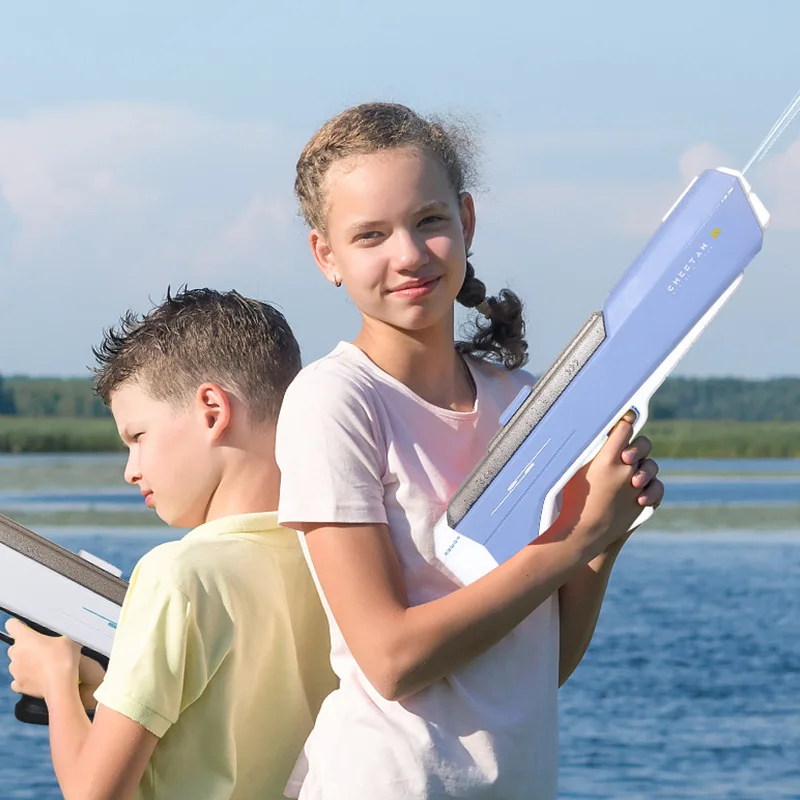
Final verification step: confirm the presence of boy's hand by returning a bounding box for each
[6,618,81,700]
[560,412,663,561]
[78,653,107,709]
[79,653,107,690]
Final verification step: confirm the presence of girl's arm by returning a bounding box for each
[556,533,631,687]
[557,437,663,686]
[300,418,655,701]
[6,620,158,800]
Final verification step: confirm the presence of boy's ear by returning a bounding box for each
[309,230,342,288]
[459,192,477,250]
[195,382,232,441]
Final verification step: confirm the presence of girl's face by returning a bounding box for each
[310,147,476,334]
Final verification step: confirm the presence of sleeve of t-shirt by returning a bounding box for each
[276,365,388,529]
[93,550,210,738]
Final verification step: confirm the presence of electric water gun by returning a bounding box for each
[434,167,770,585]
[0,513,126,723]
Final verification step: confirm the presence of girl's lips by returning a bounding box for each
[390,276,441,298]
[143,492,155,508]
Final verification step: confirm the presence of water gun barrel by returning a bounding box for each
[435,168,770,585]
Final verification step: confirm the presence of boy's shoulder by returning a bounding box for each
[131,536,216,602]
[131,518,285,602]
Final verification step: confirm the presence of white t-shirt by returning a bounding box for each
[276,341,560,800]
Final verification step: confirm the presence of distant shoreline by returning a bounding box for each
[3,416,800,457]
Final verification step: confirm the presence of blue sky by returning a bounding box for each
[1,0,798,377]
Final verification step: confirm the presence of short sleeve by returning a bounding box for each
[276,365,388,529]
[93,551,210,738]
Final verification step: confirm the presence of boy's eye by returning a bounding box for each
[132,432,144,443]
[419,215,446,226]
[353,230,382,243]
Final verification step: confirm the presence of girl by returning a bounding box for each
[276,102,664,800]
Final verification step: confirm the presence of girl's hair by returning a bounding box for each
[295,102,528,370]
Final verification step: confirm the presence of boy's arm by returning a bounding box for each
[47,679,159,800]
[78,653,107,710]
[6,619,158,800]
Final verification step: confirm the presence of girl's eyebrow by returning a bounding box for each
[344,218,385,238]
[415,201,450,216]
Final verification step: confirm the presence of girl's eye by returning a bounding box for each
[132,432,144,443]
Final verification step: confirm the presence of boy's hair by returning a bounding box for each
[92,287,301,423]
[295,102,528,370]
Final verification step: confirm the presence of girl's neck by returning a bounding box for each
[353,311,475,412]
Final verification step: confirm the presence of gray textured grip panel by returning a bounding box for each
[0,514,128,605]
[448,312,607,527]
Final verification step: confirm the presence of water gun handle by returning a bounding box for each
[1,617,108,725]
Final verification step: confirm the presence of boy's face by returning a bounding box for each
[110,381,220,529]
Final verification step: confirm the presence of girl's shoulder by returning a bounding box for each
[283,342,383,412]
[466,355,537,403]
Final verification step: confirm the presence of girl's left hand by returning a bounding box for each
[6,618,81,699]
[621,433,664,510]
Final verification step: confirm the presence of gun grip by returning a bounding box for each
[14,695,50,725]
[14,694,97,725]
[2,614,108,726]
[629,504,655,532]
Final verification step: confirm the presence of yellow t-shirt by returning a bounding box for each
[93,511,336,800]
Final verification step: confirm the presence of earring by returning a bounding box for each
[333,277,342,288]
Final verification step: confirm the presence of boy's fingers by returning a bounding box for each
[5,618,25,637]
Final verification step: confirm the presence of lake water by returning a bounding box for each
[0,455,798,799]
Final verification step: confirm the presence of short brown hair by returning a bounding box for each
[92,287,301,423]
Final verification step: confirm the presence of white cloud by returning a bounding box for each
[0,103,305,374]
[753,138,800,231]
[0,103,796,376]
[481,136,800,243]
[677,142,730,183]
[0,103,295,269]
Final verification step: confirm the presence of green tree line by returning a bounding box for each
[0,376,111,418]
[2,374,800,422]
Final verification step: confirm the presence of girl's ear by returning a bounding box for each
[459,192,477,250]
[195,382,232,442]
[310,231,342,287]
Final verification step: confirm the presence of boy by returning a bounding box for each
[6,287,337,800]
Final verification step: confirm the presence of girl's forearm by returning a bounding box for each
[557,533,631,685]
[377,520,585,699]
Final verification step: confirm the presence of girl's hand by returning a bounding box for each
[622,426,663,522]
[559,412,663,561]
[6,618,81,700]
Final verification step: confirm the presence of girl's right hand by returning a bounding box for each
[558,412,658,562]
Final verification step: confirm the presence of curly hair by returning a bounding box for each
[295,102,528,370]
